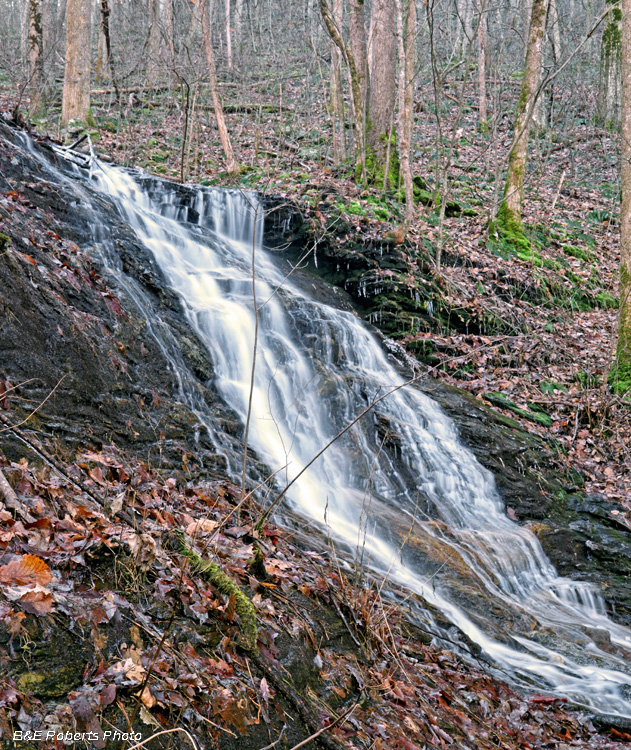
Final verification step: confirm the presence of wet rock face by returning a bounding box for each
[0,122,241,476]
[263,197,631,628]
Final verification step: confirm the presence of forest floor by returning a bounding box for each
[30,79,627,513]
[2,450,630,749]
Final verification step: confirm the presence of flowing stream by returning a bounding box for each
[25,136,631,718]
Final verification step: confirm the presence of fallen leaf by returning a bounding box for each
[186,518,218,536]
[0,554,52,587]
[136,686,156,709]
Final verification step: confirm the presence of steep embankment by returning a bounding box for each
[1,119,631,748]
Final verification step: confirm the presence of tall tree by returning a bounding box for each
[617,0,631,391]
[477,0,487,130]
[348,0,368,113]
[147,0,162,83]
[319,0,365,177]
[366,0,397,186]
[28,0,45,115]
[598,0,622,129]
[320,0,399,186]
[234,0,245,65]
[329,0,346,163]
[225,0,233,71]
[395,0,416,226]
[95,0,117,93]
[497,0,548,237]
[61,0,92,125]
[201,0,238,174]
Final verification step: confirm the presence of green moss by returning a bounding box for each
[0,233,10,252]
[541,381,568,394]
[562,244,594,262]
[249,545,269,580]
[485,391,553,427]
[345,200,365,216]
[357,133,400,188]
[495,201,530,251]
[603,17,622,55]
[176,530,258,650]
[596,290,618,309]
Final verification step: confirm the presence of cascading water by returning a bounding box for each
[23,136,631,719]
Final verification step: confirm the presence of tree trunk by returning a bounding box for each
[598,2,622,130]
[147,0,162,83]
[366,0,397,186]
[319,0,364,176]
[617,0,631,391]
[234,0,245,65]
[161,0,174,62]
[201,0,238,174]
[395,0,415,227]
[459,0,475,58]
[477,0,487,130]
[497,0,548,235]
[348,0,367,109]
[28,0,45,115]
[62,0,93,126]
[225,0,233,71]
[96,0,116,91]
[330,0,345,163]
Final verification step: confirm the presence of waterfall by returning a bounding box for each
[24,136,631,719]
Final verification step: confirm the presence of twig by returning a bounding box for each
[126,727,199,750]
[198,714,238,738]
[283,703,358,750]
[0,414,137,527]
[257,726,286,750]
[261,370,427,525]
[551,170,566,211]
[0,375,66,434]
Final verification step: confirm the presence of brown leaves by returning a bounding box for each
[0,554,52,587]
[0,555,53,616]
[16,589,53,616]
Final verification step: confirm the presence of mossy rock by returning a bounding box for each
[485,391,553,427]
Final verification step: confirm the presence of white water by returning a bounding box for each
[29,138,631,717]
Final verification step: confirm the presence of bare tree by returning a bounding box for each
[225,0,233,71]
[348,0,368,112]
[61,0,92,125]
[477,0,487,130]
[200,0,238,174]
[617,0,631,391]
[28,0,45,115]
[395,0,416,227]
[366,0,397,186]
[319,0,365,176]
[497,0,548,236]
[147,0,162,83]
[329,0,346,163]
[597,0,622,129]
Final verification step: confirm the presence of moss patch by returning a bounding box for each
[176,529,258,650]
[495,201,530,252]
